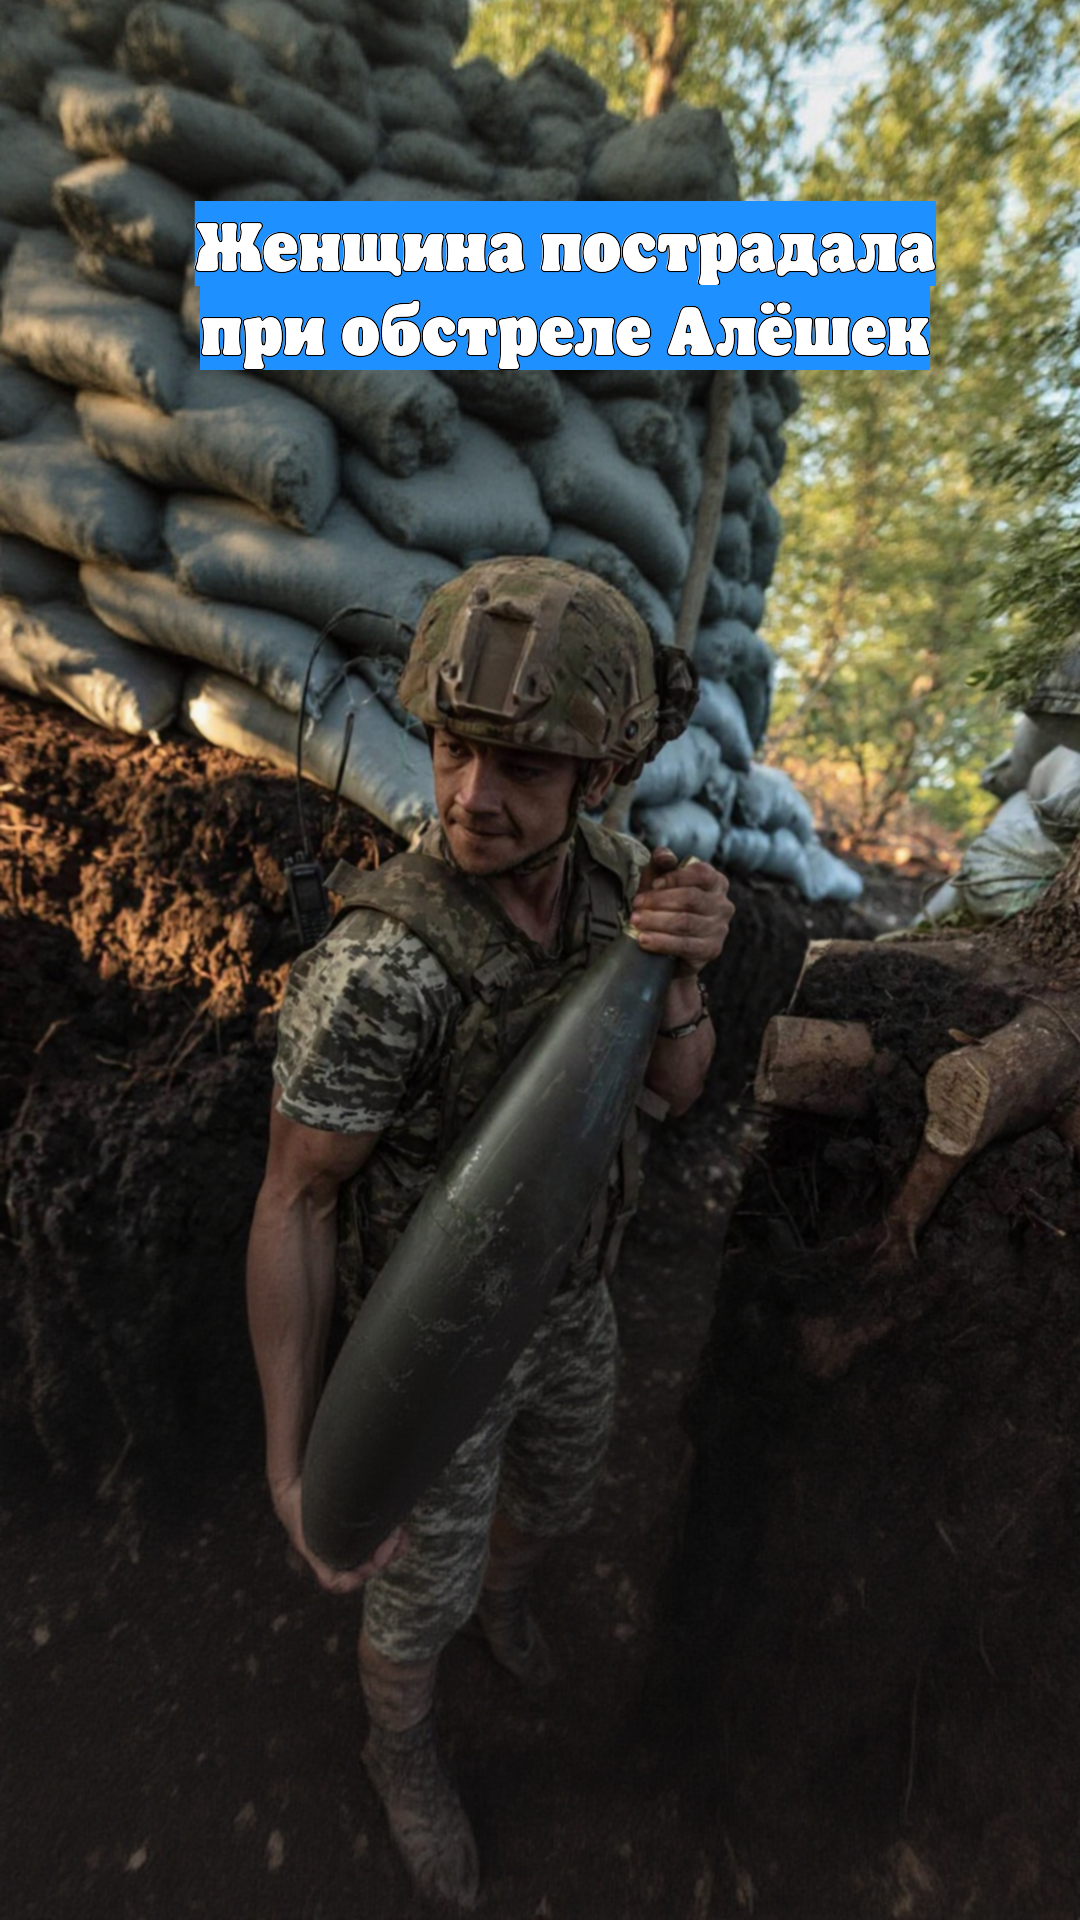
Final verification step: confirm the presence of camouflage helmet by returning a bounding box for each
[398,556,697,785]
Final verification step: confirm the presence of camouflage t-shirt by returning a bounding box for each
[274,908,463,1208]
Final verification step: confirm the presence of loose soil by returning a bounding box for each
[3,691,1076,1919]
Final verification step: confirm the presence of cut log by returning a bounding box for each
[755,1014,893,1118]
[924,993,1080,1159]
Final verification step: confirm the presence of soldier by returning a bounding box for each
[246,557,733,1908]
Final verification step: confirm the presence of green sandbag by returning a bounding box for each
[0,534,81,602]
[165,493,456,652]
[342,416,549,561]
[0,106,74,224]
[77,367,340,534]
[267,368,459,479]
[52,155,193,267]
[0,405,163,566]
[0,592,182,734]
[182,664,435,836]
[81,561,347,714]
[1,230,189,410]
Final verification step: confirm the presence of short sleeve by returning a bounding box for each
[273,909,461,1135]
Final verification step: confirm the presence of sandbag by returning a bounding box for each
[1025,640,1080,752]
[521,388,689,593]
[953,790,1066,922]
[545,527,675,647]
[438,371,563,439]
[715,512,752,584]
[723,454,764,517]
[347,5,456,73]
[720,824,771,874]
[342,417,549,562]
[0,534,81,602]
[0,357,62,440]
[1,230,189,411]
[0,107,74,225]
[525,110,591,174]
[750,493,784,589]
[1027,745,1080,803]
[268,369,458,479]
[632,726,721,809]
[729,581,766,629]
[0,592,182,734]
[733,764,816,842]
[43,66,341,196]
[594,398,680,470]
[182,665,436,836]
[77,369,339,534]
[585,103,739,200]
[368,62,467,137]
[655,407,702,521]
[701,760,738,831]
[514,49,606,121]
[165,493,456,652]
[1,15,89,114]
[214,0,370,107]
[1031,782,1080,848]
[692,677,753,770]
[490,165,581,202]
[0,406,163,565]
[51,154,193,267]
[801,840,864,904]
[452,56,528,158]
[76,247,184,307]
[45,0,131,57]
[980,714,1060,798]
[339,167,466,201]
[120,0,378,174]
[382,129,493,192]
[633,798,722,864]
[728,630,774,749]
[81,561,346,714]
[757,825,812,892]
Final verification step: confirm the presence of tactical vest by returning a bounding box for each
[326,818,658,1309]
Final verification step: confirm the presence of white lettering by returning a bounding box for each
[899,231,936,273]
[622,232,656,273]
[887,315,930,356]
[200,317,243,356]
[858,232,898,272]
[489,231,526,273]
[792,316,851,355]
[194,221,263,273]
[382,300,422,356]
[667,305,715,356]
[739,233,776,273]
[401,232,445,272]
[341,314,379,356]
[498,316,538,369]
[714,316,757,356]
[850,316,887,357]
[298,232,340,272]
[697,231,738,286]
[615,316,650,356]
[340,233,402,275]
[457,315,498,356]
[421,315,457,356]
[574,317,616,357]
[262,231,297,273]
[444,233,488,273]
[541,233,582,272]
[657,232,698,274]
[538,316,575,356]
[818,232,857,273]
[581,231,621,272]
[283,315,325,355]
[776,232,819,277]
[242,316,282,368]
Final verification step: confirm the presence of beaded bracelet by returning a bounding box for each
[658,974,711,1040]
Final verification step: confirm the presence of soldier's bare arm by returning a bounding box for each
[246,1093,403,1593]
[631,849,734,1116]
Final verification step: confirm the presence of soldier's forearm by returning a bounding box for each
[246,1182,340,1495]
[644,973,715,1117]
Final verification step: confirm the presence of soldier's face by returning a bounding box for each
[432,731,604,875]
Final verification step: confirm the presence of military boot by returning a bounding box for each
[358,1631,480,1911]
[474,1511,555,1694]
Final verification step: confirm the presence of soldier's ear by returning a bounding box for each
[579,760,618,811]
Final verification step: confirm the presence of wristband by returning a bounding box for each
[658,974,710,1040]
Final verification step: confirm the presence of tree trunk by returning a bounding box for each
[640,0,694,117]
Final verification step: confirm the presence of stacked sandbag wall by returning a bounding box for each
[0,0,860,900]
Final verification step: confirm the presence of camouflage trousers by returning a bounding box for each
[361,1279,619,1665]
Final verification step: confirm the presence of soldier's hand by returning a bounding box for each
[271,1476,406,1595]
[630,848,734,974]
